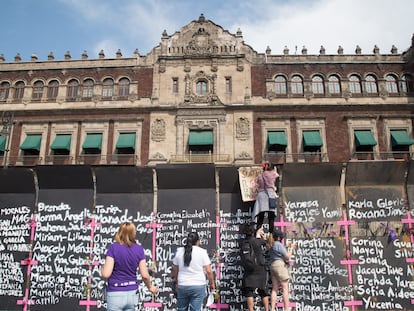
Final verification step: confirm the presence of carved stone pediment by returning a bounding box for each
[159,14,254,58]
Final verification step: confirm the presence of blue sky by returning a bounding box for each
[1,0,414,61]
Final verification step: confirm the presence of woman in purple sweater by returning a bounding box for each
[101,222,158,311]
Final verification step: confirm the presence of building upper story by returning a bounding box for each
[0,14,413,167]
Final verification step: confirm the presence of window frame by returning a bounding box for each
[327,75,341,95]
[172,78,179,94]
[13,81,25,99]
[225,77,232,93]
[196,80,208,96]
[274,75,287,95]
[385,75,398,94]
[0,81,10,100]
[32,80,44,100]
[291,75,304,95]
[82,79,94,98]
[401,74,413,93]
[102,78,114,97]
[311,75,324,95]
[118,78,130,97]
[67,79,79,98]
[349,75,362,94]
[364,75,378,95]
[47,80,59,99]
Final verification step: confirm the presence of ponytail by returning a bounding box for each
[184,232,199,266]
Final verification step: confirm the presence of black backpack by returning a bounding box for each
[240,239,258,272]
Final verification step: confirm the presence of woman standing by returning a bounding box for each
[252,162,279,233]
[171,231,215,311]
[267,230,295,311]
[101,222,158,311]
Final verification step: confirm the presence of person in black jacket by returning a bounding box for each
[241,225,269,311]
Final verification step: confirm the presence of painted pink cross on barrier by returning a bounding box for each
[402,211,414,245]
[337,211,355,246]
[274,213,296,307]
[17,214,37,311]
[79,216,101,311]
[344,300,363,311]
[402,210,414,307]
[273,214,292,234]
[337,212,362,308]
[340,249,359,284]
[144,213,163,309]
[207,215,229,310]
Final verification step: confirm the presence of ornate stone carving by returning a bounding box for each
[151,152,166,160]
[236,117,250,140]
[237,151,252,159]
[183,71,221,105]
[151,118,166,141]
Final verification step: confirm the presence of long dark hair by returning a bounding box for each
[184,232,199,266]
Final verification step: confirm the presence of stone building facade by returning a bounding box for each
[0,14,413,168]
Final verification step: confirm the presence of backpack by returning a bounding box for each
[240,239,258,272]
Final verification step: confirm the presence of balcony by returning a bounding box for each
[351,151,414,161]
[77,154,139,165]
[264,152,328,163]
[45,155,75,165]
[170,152,230,163]
[6,154,139,166]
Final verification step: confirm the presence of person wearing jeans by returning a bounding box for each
[101,222,158,311]
[171,231,215,311]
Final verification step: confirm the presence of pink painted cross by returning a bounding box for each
[206,215,229,310]
[273,214,292,234]
[337,212,355,246]
[340,249,359,284]
[17,214,37,311]
[79,216,101,311]
[276,302,296,309]
[402,211,414,244]
[144,213,163,309]
[344,299,363,311]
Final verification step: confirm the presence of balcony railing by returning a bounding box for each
[170,152,230,163]
[6,154,139,166]
[264,152,328,163]
[351,151,414,161]
[4,151,413,167]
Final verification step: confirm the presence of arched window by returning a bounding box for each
[32,80,44,99]
[196,80,208,95]
[365,75,378,94]
[0,82,10,100]
[118,78,130,96]
[102,78,114,97]
[328,75,341,94]
[47,80,59,99]
[401,74,413,93]
[13,81,25,99]
[312,75,324,95]
[349,75,361,94]
[82,79,94,97]
[291,76,303,95]
[67,79,79,98]
[275,75,287,95]
[385,75,398,94]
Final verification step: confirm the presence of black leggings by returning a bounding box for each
[256,211,275,233]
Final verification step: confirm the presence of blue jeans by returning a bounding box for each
[177,285,206,311]
[106,290,138,311]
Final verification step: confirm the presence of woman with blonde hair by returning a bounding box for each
[102,222,158,311]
